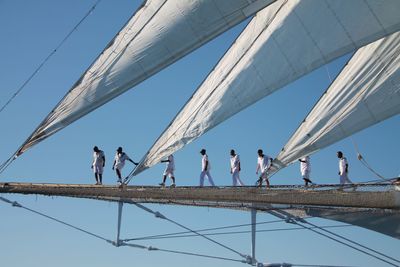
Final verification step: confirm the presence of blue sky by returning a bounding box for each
[0,1,399,266]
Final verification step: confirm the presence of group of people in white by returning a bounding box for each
[91,145,354,187]
[92,146,138,185]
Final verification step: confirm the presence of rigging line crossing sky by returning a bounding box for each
[125,225,354,241]
[293,219,400,267]
[303,220,400,265]
[0,0,102,115]
[132,202,248,259]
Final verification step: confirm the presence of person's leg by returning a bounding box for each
[170,172,176,186]
[236,172,244,186]
[116,169,122,183]
[340,174,345,185]
[199,171,205,187]
[206,171,215,186]
[160,175,166,186]
[94,172,99,184]
[99,174,103,185]
[232,174,236,186]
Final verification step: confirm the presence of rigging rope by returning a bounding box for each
[131,202,248,259]
[303,220,400,265]
[0,0,102,115]
[123,219,285,242]
[0,196,113,244]
[125,224,353,241]
[289,218,400,267]
[350,138,388,181]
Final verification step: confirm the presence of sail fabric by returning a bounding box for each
[273,32,400,171]
[15,0,275,156]
[133,0,400,175]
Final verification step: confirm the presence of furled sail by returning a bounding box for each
[14,0,275,157]
[273,32,400,171]
[133,0,400,175]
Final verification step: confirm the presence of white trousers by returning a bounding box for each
[339,173,352,184]
[232,171,244,186]
[200,171,215,186]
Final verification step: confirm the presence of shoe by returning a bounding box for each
[170,183,176,188]
[159,182,165,187]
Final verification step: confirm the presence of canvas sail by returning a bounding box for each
[273,32,400,171]
[14,0,275,157]
[133,0,400,175]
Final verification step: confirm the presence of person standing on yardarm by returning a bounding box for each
[199,149,215,187]
[337,151,352,184]
[92,146,105,185]
[159,154,176,187]
[230,149,244,186]
[298,156,313,186]
[256,149,272,188]
[112,147,138,185]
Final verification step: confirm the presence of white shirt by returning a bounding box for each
[339,157,348,175]
[202,154,211,171]
[300,156,311,174]
[114,152,131,168]
[165,155,175,170]
[93,150,105,166]
[230,154,240,173]
[257,155,271,173]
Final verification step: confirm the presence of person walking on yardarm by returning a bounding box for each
[298,156,313,186]
[256,149,272,188]
[337,151,352,184]
[159,154,176,187]
[112,147,138,185]
[92,146,105,185]
[230,149,244,186]
[199,149,215,187]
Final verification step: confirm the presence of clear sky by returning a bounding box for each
[0,1,399,267]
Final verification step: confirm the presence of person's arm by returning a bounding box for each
[128,158,139,165]
[256,162,259,174]
[238,161,241,172]
[102,155,105,167]
[298,159,306,163]
[345,163,348,173]
[205,160,208,171]
[112,159,116,170]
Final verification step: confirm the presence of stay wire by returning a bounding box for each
[0,196,113,244]
[303,220,400,265]
[126,224,352,241]
[132,202,248,259]
[123,218,284,242]
[0,0,102,115]
[294,220,399,267]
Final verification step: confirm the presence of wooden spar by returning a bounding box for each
[0,182,399,210]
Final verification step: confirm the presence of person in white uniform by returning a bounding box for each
[159,154,176,187]
[256,149,272,188]
[337,151,352,184]
[230,149,244,186]
[298,156,313,186]
[199,149,215,187]
[91,146,105,185]
[112,147,138,185]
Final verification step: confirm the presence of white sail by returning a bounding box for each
[15,0,275,156]
[133,0,400,175]
[273,32,400,171]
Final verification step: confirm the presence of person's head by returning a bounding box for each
[230,149,235,156]
[200,149,206,155]
[93,146,99,152]
[257,149,263,157]
[117,147,123,153]
[337,151,343,158]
